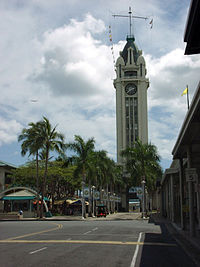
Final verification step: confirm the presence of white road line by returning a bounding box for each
[29,247,47,255]
[130,232,143,267]
[83,231,92,235]
[92,227,98,231]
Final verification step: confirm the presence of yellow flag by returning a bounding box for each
[181,87,188,96]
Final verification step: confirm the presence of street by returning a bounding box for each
[0,218,197,267]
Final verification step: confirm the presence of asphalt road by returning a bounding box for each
[0,219,197,267]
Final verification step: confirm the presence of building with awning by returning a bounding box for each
[0,187,49,217]
[2,189,36,200]
[161,0,200,238]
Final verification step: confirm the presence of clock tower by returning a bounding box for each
[114,35,149,165]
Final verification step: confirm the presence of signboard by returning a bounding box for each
[83,188,89,198]
[185,168,198,182]
[94,191,100,200]
[103,194,108,201]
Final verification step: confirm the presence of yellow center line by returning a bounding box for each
[4,223,63,240]
[0,239,177,246]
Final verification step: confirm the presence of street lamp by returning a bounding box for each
[101,189,104,204]
[108,192,110,214]
[82,181,85,219]
[113,193,116,213]
[92,186,96,217]
[141,178,146,219]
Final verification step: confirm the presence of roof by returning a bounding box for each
[1,189,35,200]
[172,82,200,159]
[184,0,200,55]
[0,189,49,201]
[121,35,139,64]
[0,160,17,169]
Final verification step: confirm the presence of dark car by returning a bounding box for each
[96,205,107,217]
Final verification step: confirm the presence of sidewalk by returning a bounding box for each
[44,212,142,221]
[150,213,200,266]
[0,212,142,221]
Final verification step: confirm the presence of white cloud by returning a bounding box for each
[146,49,200,165]
[32,14,113,99]
[0,1,199,170]
[0,118,22,145]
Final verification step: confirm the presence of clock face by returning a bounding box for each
[125,83,137,95]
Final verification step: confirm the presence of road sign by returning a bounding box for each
[185,168,198,182]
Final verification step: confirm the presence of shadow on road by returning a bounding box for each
[137,215,196,267]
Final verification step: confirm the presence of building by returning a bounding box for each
[0,160,17,191]
[114,35,149,164]
[113,33,149,211]
[161,0,200,237]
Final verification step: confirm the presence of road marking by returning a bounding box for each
[83,231,92,235]
[29,247,47,255]
[130,232,143,267]
[0,239,177,246]
[5,223,63,240]
[83,227,98,235]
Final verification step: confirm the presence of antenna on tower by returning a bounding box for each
[113,7,148,38]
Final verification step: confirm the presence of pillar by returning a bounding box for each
[179,158,185,230]
[170,174,175,222]
[187,146,195,237]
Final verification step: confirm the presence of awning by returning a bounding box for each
[2,196,35,200]
[1,189,49,201]
[54,199,74,205]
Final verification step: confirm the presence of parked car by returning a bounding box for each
[96,205,107,217]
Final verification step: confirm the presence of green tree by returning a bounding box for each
[38,117,66,217]
[121,140,162,215]
[18,122,44,216]
[121,140,161,185]
[67,135,95,218]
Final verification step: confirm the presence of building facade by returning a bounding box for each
[161,0,200,238]
[114,35,149,164]
[113,35,149,211]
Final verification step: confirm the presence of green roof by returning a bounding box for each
[2,196,35,200]
[0,160,17,169]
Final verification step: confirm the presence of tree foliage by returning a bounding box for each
[121,140,162,190]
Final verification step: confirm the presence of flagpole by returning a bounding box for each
[186,85,189,110]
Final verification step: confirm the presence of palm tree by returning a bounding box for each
[86,150,108,216]
[67,135,95,218]
[38,117,66,218]
[18,122,44,217]
[121,139,162,217]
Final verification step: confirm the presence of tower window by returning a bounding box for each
[119,64,122,78]
[124,71,137,77]
[140,63,142,76]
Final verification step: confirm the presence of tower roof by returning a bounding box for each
[121,35,139,64]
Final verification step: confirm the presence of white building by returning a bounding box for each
[113,35,149,211]
[114,35,149,164]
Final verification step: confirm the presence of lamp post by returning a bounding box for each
[82,181,85,219]
[113,193,116,213]
[92,186,96,217]
[101,189,104,204]
[141,178,146,219]
[108,192,110,214]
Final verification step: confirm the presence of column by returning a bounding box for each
[179,158,185,230]
[187,146,195,237]
[170,174,175,222]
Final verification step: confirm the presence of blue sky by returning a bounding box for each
[0,0,200,170]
